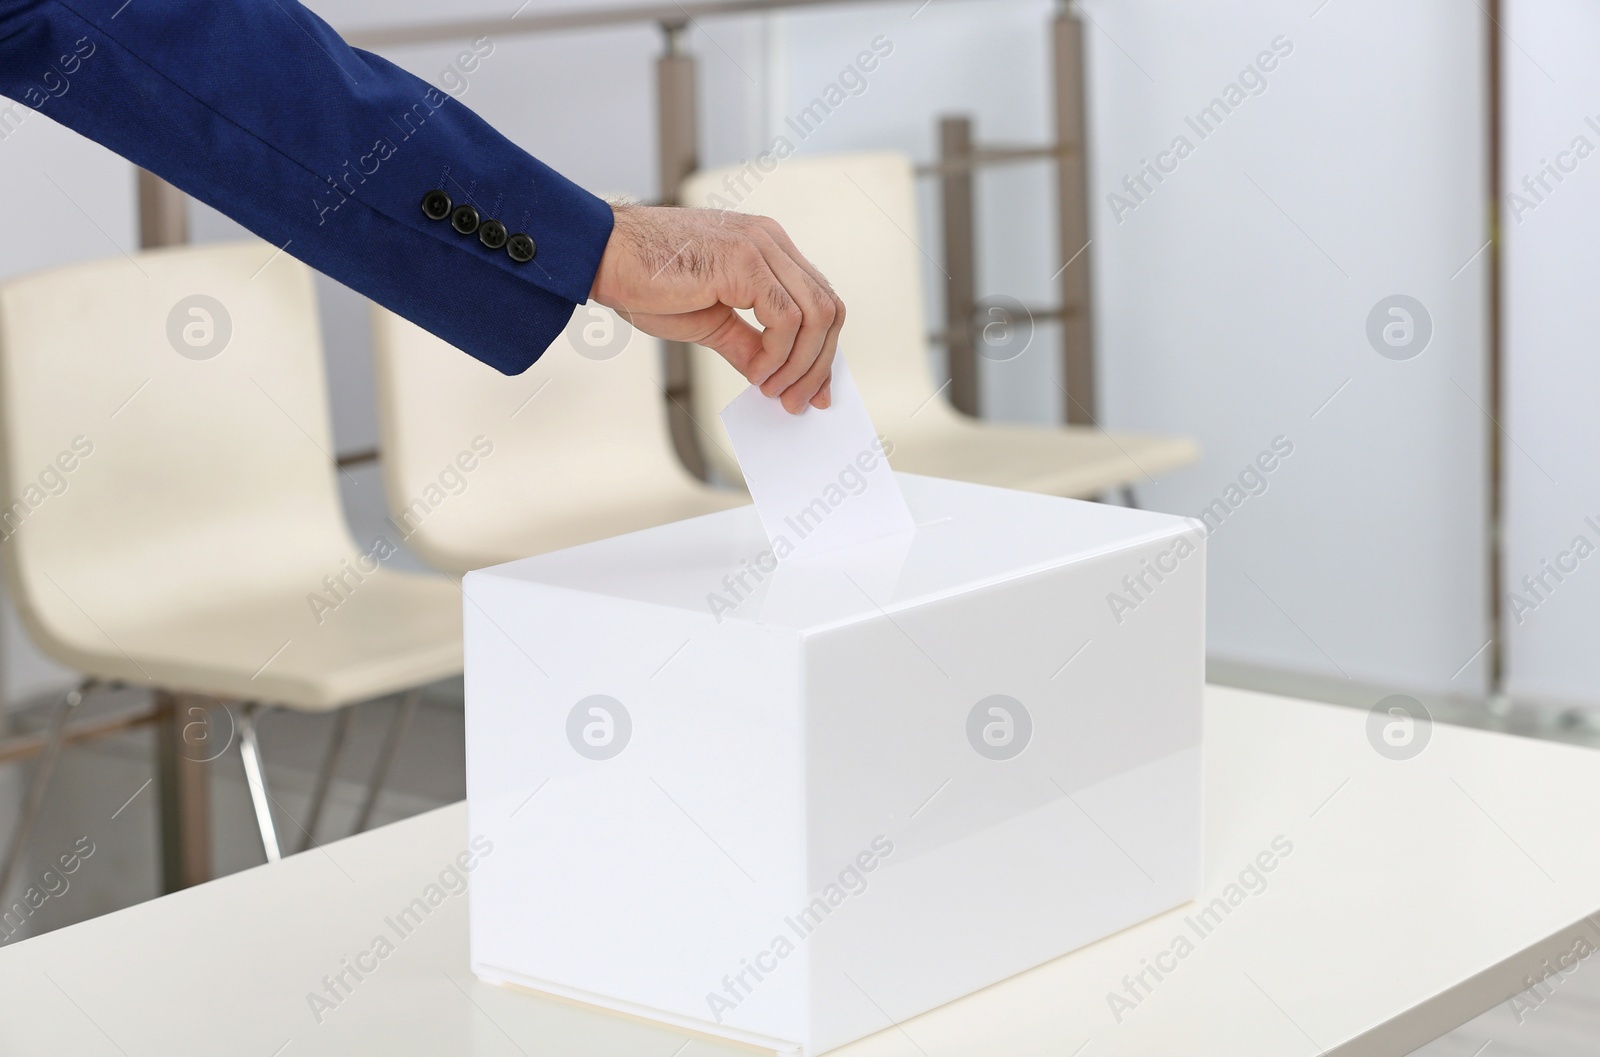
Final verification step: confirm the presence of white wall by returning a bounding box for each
[774,0,1492,700]
[1502,1,1600,712]
[1087,0,1490,697]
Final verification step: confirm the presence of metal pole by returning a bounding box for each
[298,707,354,853]
[657,21,710,480]
[1052,5,1096,425]
[0,697,157,765]
[1485,0,1507,712]
[657,23,698,206]
[939,115,980,417]
[237,703,280,863]
[156,692,212,891]
[353,691,419,834]
[136,169,188,249]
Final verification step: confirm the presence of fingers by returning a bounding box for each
[626,302,774,382]
[751,239,837,411]
[755,217,844,411]
[793,337,836,411]
[732,247,804,392]
[692,307,768,377]
[809,286,844,410]
[714,238,836,415]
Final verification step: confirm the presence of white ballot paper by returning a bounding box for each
[720,354,915,562]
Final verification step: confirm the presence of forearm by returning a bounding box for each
[0,0,614,374]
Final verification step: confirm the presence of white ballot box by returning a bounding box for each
[465,473,1204,1055]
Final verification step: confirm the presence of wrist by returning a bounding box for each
[590,201,637,303]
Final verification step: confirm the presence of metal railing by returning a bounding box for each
[345,0,903,47]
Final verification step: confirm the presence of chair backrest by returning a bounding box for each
[0,240,355,652]
[681,151,958,480]
[371,301,696,572]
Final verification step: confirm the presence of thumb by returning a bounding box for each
[629,304,770,384]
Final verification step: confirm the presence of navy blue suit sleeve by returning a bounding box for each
[0,0,615,374]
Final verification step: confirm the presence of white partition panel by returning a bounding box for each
[1083,0,1491,697]
[775,0,1490,698]
[1502,1,1600,713]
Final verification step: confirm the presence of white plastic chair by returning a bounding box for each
[371,302,746,574]
[681,152,1200,498]
[0,240,463,868]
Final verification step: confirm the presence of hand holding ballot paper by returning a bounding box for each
[591,204,846,414]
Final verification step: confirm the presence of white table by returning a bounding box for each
[3,685,1599,1056]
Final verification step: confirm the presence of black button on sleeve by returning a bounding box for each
[506,233,536,263]
[450,204,480,235]
[421,189,452,221]
[478,219,508,250]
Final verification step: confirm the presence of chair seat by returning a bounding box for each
[33,568,463,712]
[890,417,1201,499]
[408,476,751,573]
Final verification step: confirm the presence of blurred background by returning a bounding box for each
[1,0,1597,1049]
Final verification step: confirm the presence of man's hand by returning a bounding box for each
[589,203,845,413]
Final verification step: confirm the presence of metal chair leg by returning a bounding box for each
[156,692,215,892]
[353,690,419,835]
[298,707,354,854]
[237,702,281,862]
[0,679,95,900]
